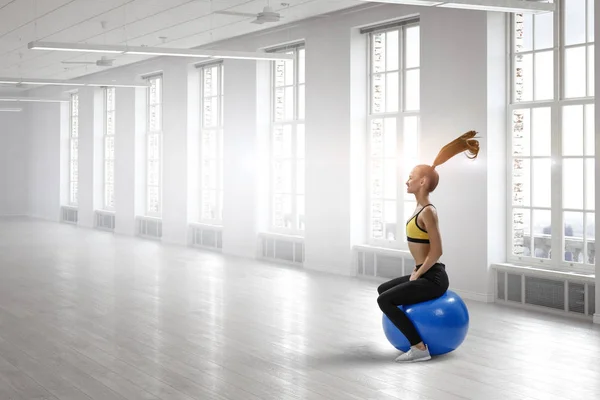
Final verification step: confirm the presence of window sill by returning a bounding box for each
[492,262,595,280]
[353,244,411,258]
[258,231,304,242]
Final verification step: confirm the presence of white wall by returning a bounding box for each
[0,110,28,216]
[23,4,509,301]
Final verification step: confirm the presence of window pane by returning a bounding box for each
[588,45,594,96]
[532,209,551,259]
[514,53,533,102]
[70,182,78,205]
[532,158,551,208]
[297,195,305,231]
[585,104,595,155]
[297,123,305,158]
[284,59,294,86]
[202,129,217,159]
[531,107,551,156]
[370,119,383,158]
[371,160,383,198]
[202,159,217,189]
[565,0,587,46]
[274,160,292,194]
[297,159,304,195]
[562,105,584,156]
[105,184,114,209]
[514,13,533,53]
[588,0,594,42]
[384,200,397,241]
[371,200,383,239]
[384,118,397,158]
[534,51,553,100]
[298,84,305,120]
[372,73,385,113]
[405,26,420,68]
[384,160,397,199]
[147,186,159,214]
[563,158,584,209]
[202,190,217,220]
[298,49,305,84]
[70,138,79,159]
[512,208,530,256]
[403,116,419,184]
[275,60,286,87]
[405,69,419,111]
[148,134,161,159]
[372,33,385,73]
[148,160,160,186]
[586,158,594,210]
[586,212,595,264]
[70,160,78,181]
[564,46,586,98]
[534,11,553,50]
[386,72,399,113]
[71,116,79,137]
[106,111,115,136]
[512,109,530,156]
[386,30,399,71]
[564,211,584,262]
[105,160,114,185]
[274,87,284,121]
[273,194,291,228]
[285,86,294,120]
[273,125,292,158]
[512,158,530,207]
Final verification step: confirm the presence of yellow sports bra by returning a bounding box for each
[406,204,435,243]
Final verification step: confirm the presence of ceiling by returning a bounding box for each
[0,0,362,90]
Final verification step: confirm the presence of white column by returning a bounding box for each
[77,87,95,228]
[161,62,189,245]
[114,87,137,236]
[221,59,270,258]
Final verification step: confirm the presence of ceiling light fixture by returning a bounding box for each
[28,41,295,61]
[0,77,148,88]
[0,107,23,112]
[358,0,555,13]
[0,96,69,103]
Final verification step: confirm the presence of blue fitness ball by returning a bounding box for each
[382,290,469,356]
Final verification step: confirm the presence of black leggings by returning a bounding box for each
[377,263,449,346]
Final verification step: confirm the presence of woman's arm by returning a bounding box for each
[412,207,443,279]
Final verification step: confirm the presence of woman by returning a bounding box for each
[376,131,480,363]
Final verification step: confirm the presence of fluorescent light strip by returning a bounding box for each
[28,41,295,61]
[0,97,70,103]
[0,108,22,112]
[358,0,555,13]
[0,77,148,88]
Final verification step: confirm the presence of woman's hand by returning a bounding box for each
[410,269,420,281]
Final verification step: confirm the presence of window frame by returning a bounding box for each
[198,61,224,225]
[145,74,163,218]
[268,42,305,236]
[68,91,79,207]
[365,19,421,250]
[506,2,595,274]
[103,86,116,211]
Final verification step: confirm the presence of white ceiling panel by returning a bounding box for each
[0,0,362,86]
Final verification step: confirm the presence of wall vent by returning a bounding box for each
[258,233,304,265]
[60,206,78,225]
[95,210,115,232]
[190,223,222,251]
[136,216,162,239]
[494,266,595,319]
[354,245,414,279]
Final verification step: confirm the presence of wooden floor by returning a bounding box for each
[1,218,599,400]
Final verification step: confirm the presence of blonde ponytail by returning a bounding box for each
[432,130,480,169]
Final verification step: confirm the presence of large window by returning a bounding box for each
[365,19,420,247]
[69,92,79,206]
[509,1,595,271]
[104,87,116,210]
[199,62,224,224]
[145,75,163,217]
[270,43,305,234]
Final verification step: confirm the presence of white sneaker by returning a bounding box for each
[394,345,431,363]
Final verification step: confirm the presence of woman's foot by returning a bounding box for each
[394,344,431,363]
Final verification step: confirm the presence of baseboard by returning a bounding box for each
[594,314,600,324]
[450,288,494,303]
